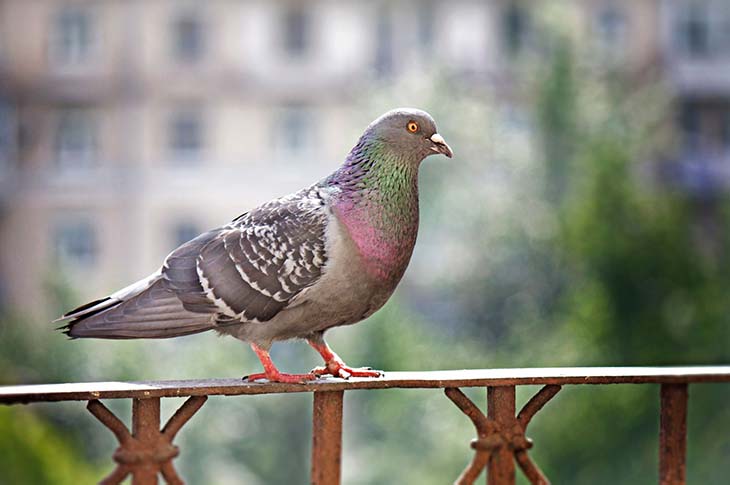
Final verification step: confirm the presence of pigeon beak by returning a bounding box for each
[430,133,453,158]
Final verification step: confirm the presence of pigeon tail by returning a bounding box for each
[57,272,216,339]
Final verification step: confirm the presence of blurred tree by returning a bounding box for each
[537,38,577,206]
[0,406,100,485]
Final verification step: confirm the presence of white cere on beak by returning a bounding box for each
[430,133,446,145]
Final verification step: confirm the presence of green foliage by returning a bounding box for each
[0,406,100,485]
[558,137,730,365]
[537,38,577,204]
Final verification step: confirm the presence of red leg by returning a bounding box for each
[244,343,317,383]
[307,337,383,379]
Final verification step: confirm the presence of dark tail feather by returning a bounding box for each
[58,296,113,320]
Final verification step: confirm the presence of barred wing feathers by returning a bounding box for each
[189,190,329,323]
[59,188,330,339]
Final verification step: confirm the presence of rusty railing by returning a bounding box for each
[1,366,729,485]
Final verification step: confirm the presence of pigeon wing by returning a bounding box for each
[165,187,330,324]
[60,187,329,338]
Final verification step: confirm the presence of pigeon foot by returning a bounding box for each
[310,362,383,379]
[246,342,318,383]
[306,336,383,379]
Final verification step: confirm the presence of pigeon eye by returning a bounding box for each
[407,121,419,133]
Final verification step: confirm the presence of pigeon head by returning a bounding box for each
[331,107,452,197]
[362,108,453,163]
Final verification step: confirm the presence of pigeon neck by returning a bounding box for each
[327,139,420,282]
[332,137,419,190]
[332,138,420,200]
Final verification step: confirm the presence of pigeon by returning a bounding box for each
[56,108,453,383]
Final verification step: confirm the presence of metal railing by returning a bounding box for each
[2,366,729,485]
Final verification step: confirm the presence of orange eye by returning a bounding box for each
[407,121,419,133]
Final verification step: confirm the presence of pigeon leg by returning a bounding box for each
[307,335,383,379]
[244,343,317,383]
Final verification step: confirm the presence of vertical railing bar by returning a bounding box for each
[132,397,161,485]
[487,386,516,485]
[659,384,688,485]
[311,390,344,485]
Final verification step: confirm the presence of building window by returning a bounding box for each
[374,8,393,76]
[0,99,15,170]
[172,222,201,248]
[680,102,702,152]
[502,3,529,57]
[596,5,627,57]
[172,12,204,63]
[54,220,97,268]
[51,6,93,66]
[676,3,710,57]
[276,106,313,156]
[55,108,97,170]
[283,7,309,57]
[168,108,203,162]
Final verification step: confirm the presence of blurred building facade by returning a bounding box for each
[660,0,730,192]
[0,0,726,316]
